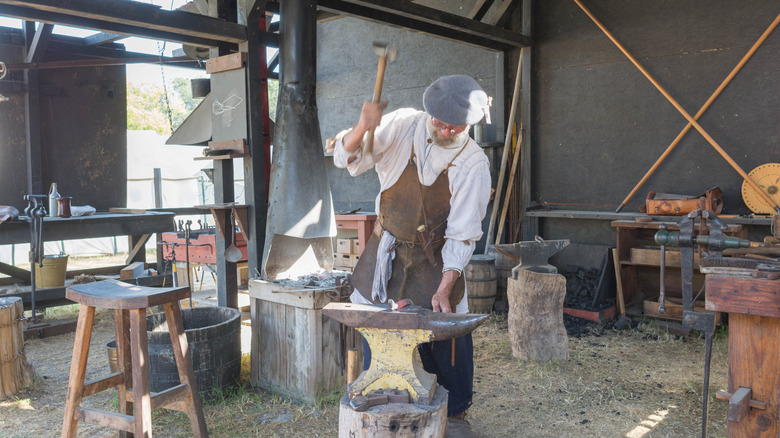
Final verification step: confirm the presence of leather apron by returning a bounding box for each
[351,145,466,310]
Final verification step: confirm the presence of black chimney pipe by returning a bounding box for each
[262,0,336,279]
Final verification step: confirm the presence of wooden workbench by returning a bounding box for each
[0,211,175,308]
[706,274,780,437]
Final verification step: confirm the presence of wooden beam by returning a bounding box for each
[25,22,52,63]
[23,21,43,195]
[316,0,531,51]
[0,1,248,48]
[84,32,125,46]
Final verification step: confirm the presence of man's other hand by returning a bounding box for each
[431,291,452,313]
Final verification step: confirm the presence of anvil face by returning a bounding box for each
[322,302,488,341]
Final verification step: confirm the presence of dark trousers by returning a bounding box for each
[362,333,474,416]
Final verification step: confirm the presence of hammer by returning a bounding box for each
[364,42,397,155]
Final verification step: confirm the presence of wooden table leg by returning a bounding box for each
[61,304,95,438]
[129,308,152,436]
[164,302,208,437]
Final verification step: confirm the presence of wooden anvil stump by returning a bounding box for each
[505,240,570,361]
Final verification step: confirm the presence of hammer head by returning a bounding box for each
[373,42,397,62]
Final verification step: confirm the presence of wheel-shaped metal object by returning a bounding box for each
[742,163,780,214]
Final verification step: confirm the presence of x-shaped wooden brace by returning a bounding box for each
[572,0,780,213]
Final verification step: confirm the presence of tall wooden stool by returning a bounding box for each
[61,279,208,438]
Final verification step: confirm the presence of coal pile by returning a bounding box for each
[563,268,614,312]
[563,314,604,338]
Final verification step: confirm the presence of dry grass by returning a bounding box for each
[0,309,729,437]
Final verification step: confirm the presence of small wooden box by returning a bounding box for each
[350,239,360,255]
[334,253,353,269]
[248,280,363,402]
[336,239,352,254]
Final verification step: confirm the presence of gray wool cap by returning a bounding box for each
[423,75,490,126]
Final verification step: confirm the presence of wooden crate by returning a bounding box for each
[248,280,363,402]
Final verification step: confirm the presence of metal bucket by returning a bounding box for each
[146,306,241,400]
[105,340,118,373]
[34,254,68,288]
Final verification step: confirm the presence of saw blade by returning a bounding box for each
[742,163,780,214]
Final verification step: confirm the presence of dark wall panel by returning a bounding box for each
[39,61,127,211]
[0,38,126,212]
[533,0,780,215]
[0,43,28,211]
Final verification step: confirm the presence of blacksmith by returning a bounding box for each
[333,75,492,437]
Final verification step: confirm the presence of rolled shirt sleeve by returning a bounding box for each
[441,154,492,273]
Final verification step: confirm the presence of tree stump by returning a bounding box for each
[338,385,448,438]
[0,297,35,400]
[507,268,570,361]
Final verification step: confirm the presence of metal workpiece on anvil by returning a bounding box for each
[322,302,488,405]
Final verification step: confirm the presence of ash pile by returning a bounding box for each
[273,270,353,297]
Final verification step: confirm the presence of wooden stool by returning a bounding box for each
[61,279,208,438]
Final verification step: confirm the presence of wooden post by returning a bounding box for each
[0,297,35,401]
[507,268,569,361]
[338,386,448,438]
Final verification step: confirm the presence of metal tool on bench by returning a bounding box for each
[185,220,193,308]
[653,209,762,438]
[323,302,487,406]
[24,194,48,322]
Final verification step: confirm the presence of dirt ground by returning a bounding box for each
[0,310,729,437]
[0,254,730,437]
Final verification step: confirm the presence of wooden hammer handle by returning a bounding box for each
[364,55,389,155]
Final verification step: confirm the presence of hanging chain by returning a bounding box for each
[157,41,175,133]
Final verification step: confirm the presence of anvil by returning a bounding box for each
[492,239,570,274]
[322,302,488,404]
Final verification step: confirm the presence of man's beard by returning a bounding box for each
[426,119,470,147]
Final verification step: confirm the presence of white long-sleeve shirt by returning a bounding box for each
[333,109,492,312]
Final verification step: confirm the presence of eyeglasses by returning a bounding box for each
[431,117,468,134]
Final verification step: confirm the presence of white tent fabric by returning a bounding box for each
[0,130,244,267]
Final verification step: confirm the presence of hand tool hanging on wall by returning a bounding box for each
[654,210,761,438]
[363,42,397,155]
[24,195,47,322]
[571,0,780,213]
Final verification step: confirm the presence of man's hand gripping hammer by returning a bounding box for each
[364,42,397,155]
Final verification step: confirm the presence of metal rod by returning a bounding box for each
[153,168,163,209]
[615,13,780,212]
[572,0,780,213]
[701,328,714,438]
[5,55,194,71]
[659,243,666,313]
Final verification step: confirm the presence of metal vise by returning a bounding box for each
[322,302,487,405]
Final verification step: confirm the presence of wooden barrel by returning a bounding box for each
[488,245,520,301]
[0,297,35,400]
[465,254,497,313]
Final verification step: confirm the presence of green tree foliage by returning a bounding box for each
[128,75,280,134]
